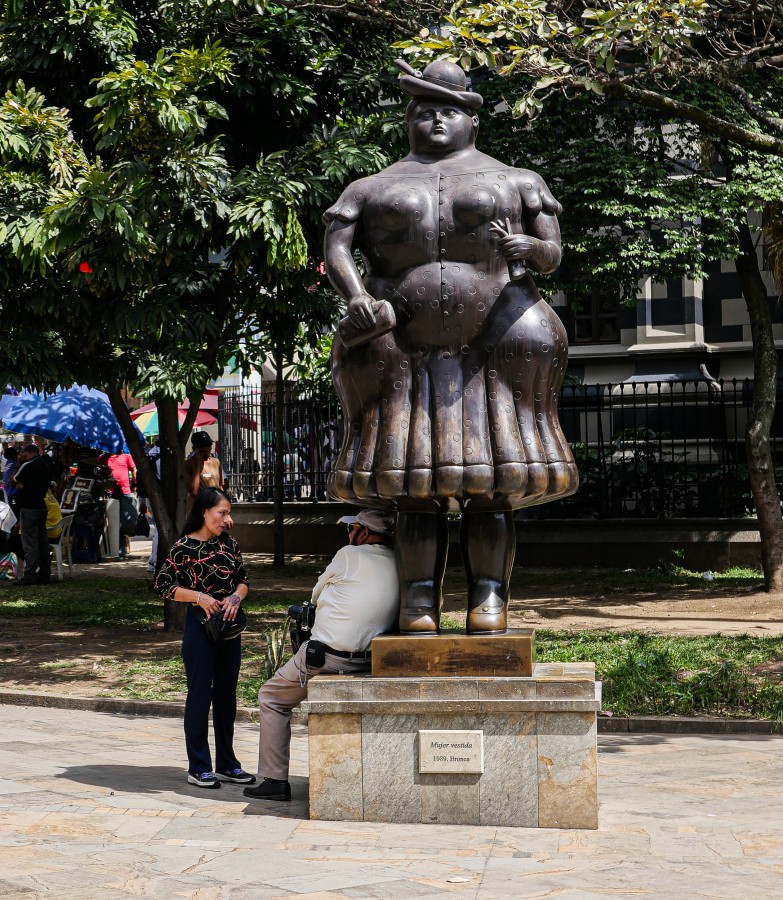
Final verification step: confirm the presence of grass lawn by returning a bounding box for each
[1,567,781,719]
[0,576,298,627]
[537,630,783,721]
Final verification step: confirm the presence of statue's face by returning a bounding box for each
[407,102,477,154]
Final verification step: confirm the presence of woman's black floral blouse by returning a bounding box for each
[155,534,248,602]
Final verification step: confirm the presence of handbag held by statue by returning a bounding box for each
[337,299,396,349]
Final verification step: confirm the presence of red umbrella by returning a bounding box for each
[186,390,219,413]
[132,393,218,416]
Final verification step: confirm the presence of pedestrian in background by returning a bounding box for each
[11,445,52,585]
[3,447,19,513]
[101,451,137,560]
[185,433,224,512]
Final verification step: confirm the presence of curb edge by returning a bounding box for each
[1,690,779,734]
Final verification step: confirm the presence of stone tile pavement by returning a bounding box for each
[0,705,781,899]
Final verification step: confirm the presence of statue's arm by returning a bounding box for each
[491,171,562,275]
[323,198,377,328]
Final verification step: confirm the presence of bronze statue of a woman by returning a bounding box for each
[323,59,578,635]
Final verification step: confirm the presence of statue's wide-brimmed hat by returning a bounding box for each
[395,58,483,110]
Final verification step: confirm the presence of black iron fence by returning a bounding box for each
[546,378,781,519]
[218,380,782,518]
[218,388,341,503]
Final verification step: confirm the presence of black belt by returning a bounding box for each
[324,646,371,660]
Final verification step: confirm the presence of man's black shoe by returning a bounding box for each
[243,778,291,801]
[12,578,37,587]
[37,577,51,585]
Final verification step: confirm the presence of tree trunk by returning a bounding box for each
[273,339,285,567]
[735,214,783,590]
[156,396,191,629]
[107,388,191,629]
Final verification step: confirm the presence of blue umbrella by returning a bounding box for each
[1,386,143,454]
[0,387,26,421]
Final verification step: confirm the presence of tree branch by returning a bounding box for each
[720,79,783,134]
[753,52,783,69]
[604,83,783,156]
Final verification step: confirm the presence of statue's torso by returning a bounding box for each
[355,166,533,346]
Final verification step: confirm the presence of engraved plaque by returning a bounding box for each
[418,730,484,774]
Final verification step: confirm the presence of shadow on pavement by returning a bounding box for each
[55,764,243,800]
[599,732,783,754]
[55,765,312,816]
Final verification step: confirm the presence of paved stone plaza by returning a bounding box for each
[0,705,781,898]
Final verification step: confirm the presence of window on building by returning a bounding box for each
[569,288,621,344]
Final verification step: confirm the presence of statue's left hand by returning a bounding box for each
[490,219,538,261]
[496,234,538,261]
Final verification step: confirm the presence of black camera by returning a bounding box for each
[287,600,316,651]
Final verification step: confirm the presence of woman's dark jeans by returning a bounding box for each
[182,607,242,775]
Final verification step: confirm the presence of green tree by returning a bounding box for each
[0,0,404,625]
[398,1,783,589]
[476,84,738,310]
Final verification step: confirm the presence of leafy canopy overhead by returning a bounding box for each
[474,83,744,310]
[394,1,783,304]
[398,1,783,156]
[0,0,405,398]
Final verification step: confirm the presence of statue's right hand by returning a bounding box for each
[347,293,377,329]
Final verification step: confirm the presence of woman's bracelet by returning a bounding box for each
[189,591,242,607]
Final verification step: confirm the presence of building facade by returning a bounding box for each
[552,235,782,386]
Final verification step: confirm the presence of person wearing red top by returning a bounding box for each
[105,453,135,497]
[100,453,136,560]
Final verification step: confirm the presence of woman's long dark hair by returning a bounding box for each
[182,488,231,537]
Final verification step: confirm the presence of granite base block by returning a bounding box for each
[307,712,362,821]
[303,663,600,828]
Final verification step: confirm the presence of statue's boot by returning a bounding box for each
[462,510,515,635]
[396,511,448,634]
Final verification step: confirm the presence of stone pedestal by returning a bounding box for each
[302,662,600,828]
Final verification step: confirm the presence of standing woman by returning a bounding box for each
[155,488,255,789]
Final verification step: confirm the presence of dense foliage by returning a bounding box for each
[476,84,743,311]
[0,0,412,618]
[0,1,407,394]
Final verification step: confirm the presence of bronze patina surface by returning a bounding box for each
[371,629,535,678]
[324,58,577,636]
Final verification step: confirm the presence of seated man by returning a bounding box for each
[44,486,63,541]
[244,508,399,801]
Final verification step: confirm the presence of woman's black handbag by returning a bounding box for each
[199,606,247,642]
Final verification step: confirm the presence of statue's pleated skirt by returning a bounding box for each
[329,281,578,511]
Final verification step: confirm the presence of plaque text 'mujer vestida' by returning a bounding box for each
[418,730,485,775]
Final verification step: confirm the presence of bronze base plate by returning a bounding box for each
[371,629,535,678]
